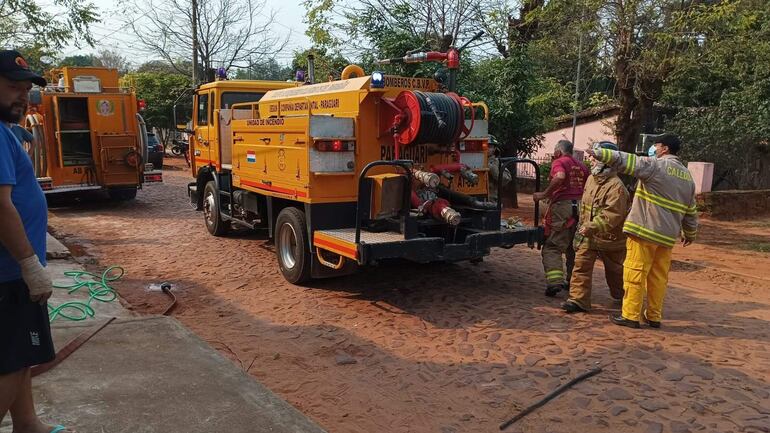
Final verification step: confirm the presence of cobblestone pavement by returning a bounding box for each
[47,158,770,433]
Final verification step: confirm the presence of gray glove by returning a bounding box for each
[19,255,52,302]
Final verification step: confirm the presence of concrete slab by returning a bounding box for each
[1,316,326,433]
[2,235,325,433]
[46,233,71,260]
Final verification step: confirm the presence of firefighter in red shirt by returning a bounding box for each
[533,140,589,297]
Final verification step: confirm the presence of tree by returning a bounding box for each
[16,44,58,75]
[304,0,484,74]
[60,54,98,67]
[0,0,98,50]
[122,72,192,145]
[233,57,293,81]
[461,53,551,158]
[95,49,131,75]
[664,0,770,189]
[291,49,350,82]
[128,0,288,83]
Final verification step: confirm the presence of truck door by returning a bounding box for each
[192,91,213,169]
[89,95,141,186]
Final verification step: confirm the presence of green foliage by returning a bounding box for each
[670,80,770,189]
[122,72,192,143]
[233,58,293,81]
[461,50,550,157]
[740,242,770,253]
[60,55,98,67]
[664,0,770,189]
[587,92,613,109]
[303,0,339,50]
[136,60,179,75]
[538,161,551,185]
[291,48,350,82]
[16,44,58,74]
[0,0,98,50]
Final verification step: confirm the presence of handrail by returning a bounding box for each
[355,159,413,244]
[472,102,489,120]
[497,157,541,225]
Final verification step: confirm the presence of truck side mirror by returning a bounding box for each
[28,89,42,105]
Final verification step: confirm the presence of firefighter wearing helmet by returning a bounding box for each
[562,141,630,313]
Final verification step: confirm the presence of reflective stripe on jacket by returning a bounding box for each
[596,150,698,248]
[575,174,629,251]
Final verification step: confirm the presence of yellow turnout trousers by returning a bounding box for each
[541,200,578,287]
[567,244,625,310]
[621,235,673,322]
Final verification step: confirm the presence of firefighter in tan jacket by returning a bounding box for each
[587,133,698,329]
[562,142,629,313]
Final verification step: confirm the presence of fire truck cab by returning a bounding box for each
[187,69,543,284]
[25,66,161,200]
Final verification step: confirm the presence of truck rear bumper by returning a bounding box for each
[143,170,163,183]
[314,226,543,265]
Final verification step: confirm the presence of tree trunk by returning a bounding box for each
[613,22,640,153]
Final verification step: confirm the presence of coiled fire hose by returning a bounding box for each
[48,266,123,321]
[411,91,463,145]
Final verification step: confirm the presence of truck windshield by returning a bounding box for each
[221,92,265,109]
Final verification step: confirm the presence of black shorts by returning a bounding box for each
[0,279,55,374]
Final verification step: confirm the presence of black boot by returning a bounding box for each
[561,300,587,314]
[644,311,661,329]
[609,314,640,329]
[545,284,563,297]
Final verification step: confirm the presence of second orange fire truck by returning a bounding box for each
[24,66,161,201]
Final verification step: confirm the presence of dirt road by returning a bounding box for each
[48,158,770,433]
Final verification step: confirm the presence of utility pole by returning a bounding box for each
[571,32,583,145]
[191,0,199,87]
[571,2,585,145]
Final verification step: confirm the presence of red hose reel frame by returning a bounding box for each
[380,91,476,159]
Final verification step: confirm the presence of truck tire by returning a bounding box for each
[203,181,230,236]
[275,207,311,284]
[108,187,137,201]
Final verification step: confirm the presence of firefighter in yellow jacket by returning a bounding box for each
[587,133,698,328]
[562,141,629,314]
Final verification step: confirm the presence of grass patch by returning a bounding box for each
[749,219,770,228]
[740,242,770,253]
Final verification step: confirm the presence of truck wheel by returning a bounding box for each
[203,181,230,236]
[108,187,137,201]
[275,207,311,284]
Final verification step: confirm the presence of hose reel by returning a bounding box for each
[392,91,473,147]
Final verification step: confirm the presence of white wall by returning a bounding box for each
[533,116,617,159]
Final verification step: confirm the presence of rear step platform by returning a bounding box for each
[313,225,542,265]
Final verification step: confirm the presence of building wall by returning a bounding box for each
[516,115,616,178]
[532,116,617,159]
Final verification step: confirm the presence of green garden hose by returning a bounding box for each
[48,266,124,322]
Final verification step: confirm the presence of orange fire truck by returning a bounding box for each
[24,66,161,200]
[187,54,543,284]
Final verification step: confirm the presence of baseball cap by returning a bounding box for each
[653,132,681,154]
[0,50,47,87]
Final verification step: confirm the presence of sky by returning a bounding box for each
[61,0,311,67]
